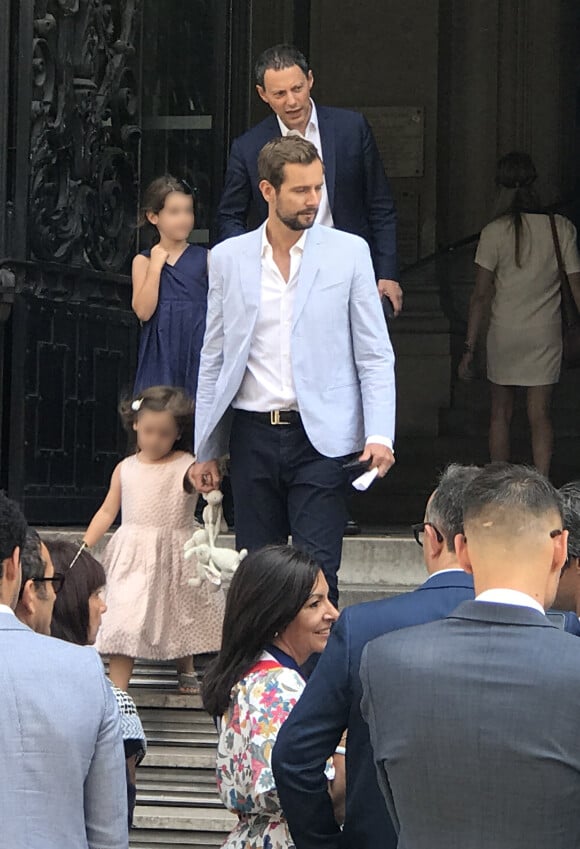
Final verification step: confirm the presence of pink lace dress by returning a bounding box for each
[96,452,225,659]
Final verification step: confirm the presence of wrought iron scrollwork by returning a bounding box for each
[29,0,141,273]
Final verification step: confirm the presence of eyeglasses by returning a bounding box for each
[33,573,65,595]
[412,522,444,547]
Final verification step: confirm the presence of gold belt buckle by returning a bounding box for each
[270,409,290,426]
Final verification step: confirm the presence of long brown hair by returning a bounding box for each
[492,151,541,267]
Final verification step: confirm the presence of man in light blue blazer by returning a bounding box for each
[191,135,395,604]
[0,493,128,849]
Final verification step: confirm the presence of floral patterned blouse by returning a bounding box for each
[216,651,306,849]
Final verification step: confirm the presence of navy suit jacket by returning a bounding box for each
[215,105,398,280]
[272,570,475,849]
[360,602,580,849]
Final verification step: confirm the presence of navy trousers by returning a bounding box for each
[229,411,348,606]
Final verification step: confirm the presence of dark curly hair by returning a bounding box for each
[119,385,194,454]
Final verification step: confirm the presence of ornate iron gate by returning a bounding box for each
[0,0,251,522]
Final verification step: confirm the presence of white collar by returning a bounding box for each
[427,567,465,579]
[276,99,318,136]
[475,588,545,615]
[261,224,308,257]
[0,603,15,616]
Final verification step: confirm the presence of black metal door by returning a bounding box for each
[7,271,137,523]
[0,0,250,523]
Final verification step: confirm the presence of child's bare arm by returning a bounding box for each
[84,464,123,548]
[132,245,169,321]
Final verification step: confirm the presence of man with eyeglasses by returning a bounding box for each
[361,463,580,849]
[0,493,128,848]
[15,529,63,635]
[551,481,580,631]
[273,463,478,849]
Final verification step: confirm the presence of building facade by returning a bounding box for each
[1,0,578,523]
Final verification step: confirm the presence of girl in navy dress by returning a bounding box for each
[132,176,208,398]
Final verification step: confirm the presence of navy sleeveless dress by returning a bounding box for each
[134,244,208,399]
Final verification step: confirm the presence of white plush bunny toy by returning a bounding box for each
[184,490,247,588]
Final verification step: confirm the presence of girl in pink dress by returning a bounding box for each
[82,385,225,693]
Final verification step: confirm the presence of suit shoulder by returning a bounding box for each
[317,225,369,253]
[232,115,279,149]
[24,631,106,677]
[211,229,260,258]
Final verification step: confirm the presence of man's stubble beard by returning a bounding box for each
[275,207,318,231]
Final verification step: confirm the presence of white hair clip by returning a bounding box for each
[131,398,143,411]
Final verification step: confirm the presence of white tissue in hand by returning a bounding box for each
[352,467,379,491]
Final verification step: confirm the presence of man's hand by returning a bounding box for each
[187,460,221,493]
[378,278,403,316]
[358,443,395,478]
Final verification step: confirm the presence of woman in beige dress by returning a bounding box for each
[459,152,580,475]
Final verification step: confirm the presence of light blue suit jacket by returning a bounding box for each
[0,612,128,849]
[195,223,395,461]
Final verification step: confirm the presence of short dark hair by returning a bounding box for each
[19,529,47,599]
[258,136,321,191]
[560,481,580,561]
[202,545,320,718]
[0,492,28,579]
[254,44,309,88]
[463,463,563,529]
[119,384,194,454]
[426,464,481,551]
[45,540,106,645]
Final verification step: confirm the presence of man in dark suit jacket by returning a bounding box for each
[272,463,480,849]
[216,43,402,315]
[361,463,580,849]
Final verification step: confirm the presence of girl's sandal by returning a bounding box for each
[177,672,200,695]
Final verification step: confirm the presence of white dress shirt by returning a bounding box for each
[233,229,305,411]
[233,228,393,451]
[475,588,545,615]
[0,603,15,616]
[277,100,334,228]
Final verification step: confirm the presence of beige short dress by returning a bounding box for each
[96,452,225,660]
[475,213,580,386]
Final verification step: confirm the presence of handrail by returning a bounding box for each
[400,198,578,274]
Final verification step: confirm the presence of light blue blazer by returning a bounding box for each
[195,223,396,461]
[0,613,128,849]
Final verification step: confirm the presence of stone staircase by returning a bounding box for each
[129,667,235,848]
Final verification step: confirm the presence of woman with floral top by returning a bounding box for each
[202,545,339,848]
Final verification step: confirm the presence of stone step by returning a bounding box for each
[130,831,225,849]
[137,707,217,747]
[42,528,427,603]
[131,806,235,846]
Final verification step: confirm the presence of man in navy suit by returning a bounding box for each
[216,43,402,316]
[272,463,479,849]
[360,464,580,849]
[551,481,580,633]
